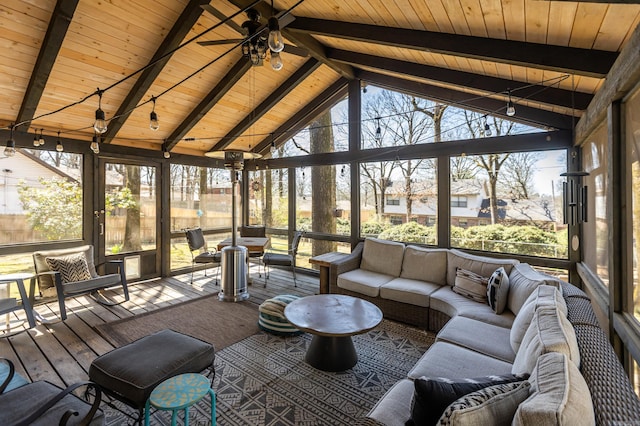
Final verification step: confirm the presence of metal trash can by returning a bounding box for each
[218,245,249,302]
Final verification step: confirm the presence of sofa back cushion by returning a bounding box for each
[513,352,595,426]
[507,263,561,315]
[511,304,580,375]
[400,246,448,285]
[361,238,405,277]
[446,249,519,287]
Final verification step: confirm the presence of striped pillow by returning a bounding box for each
[452,268,489,303]
[258,295,303,336]
[45,252,92,284]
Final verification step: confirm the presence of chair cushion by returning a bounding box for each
[263,253,293,266]
[63,274,122,295]
[33,245,98,290]
[487,267,509,314]
[45,252,92,284]
[89,329,215,408]
[360,238,405,277]
[337,268,394,297]
[258,295,302,335]
[194,251,220,264]
[0,380,104,426]
[400,246,448,286]
[452,268,489,303]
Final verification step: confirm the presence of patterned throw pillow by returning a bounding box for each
[452,268,489,303]
[487,267,510,314]
[45,252,92,284]
[438,381,531,426]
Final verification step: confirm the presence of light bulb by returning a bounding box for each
[163,150,170,159]
[94,108,108,133]
[90,135,99,154]
[506,100,516,117]
[484,123,491,137]
[270,142,277,154]
[4,139,15,157]
[38,133,45,146]
[33,134,39,147]
[56,140,63,152]
[267,17,285,52]
[150,111,160,131]
[270,51,283,71]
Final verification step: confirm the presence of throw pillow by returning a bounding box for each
[487,267,510,314]
[452,268,489,303]
[408,374,529,426]
[45,252,92,284]
[437,381,531,426]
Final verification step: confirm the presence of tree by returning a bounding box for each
[18,177,82,240]
[123,165,142,252]
[500,152,541,199]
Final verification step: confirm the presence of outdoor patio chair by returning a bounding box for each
[0,358,104,425]
[240,225,266,276]
[185,227,221,285]
[32,245,129,321]
[262,231,304,288]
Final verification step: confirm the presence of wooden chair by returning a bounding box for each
[262,231,304,288]
[185,228,221,285]
[32,245,129,321]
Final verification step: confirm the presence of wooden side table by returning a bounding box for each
[145,373,215,426]
[309,252,348,294]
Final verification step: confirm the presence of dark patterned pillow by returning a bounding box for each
[452,268,489,303]
[406,374,529,426]
[45,252,92,284]
[437,381,530,426]
[487,267,510,314]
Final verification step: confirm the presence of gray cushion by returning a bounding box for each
[446,249,519,286]
[430,286,515,329]
[507,263,561,315]
[367,379,414,426]
[436,316,516,363]
[379,277,441,307]
[400,246,448,285]
[337,268,394,297]
[63,274,122,295]
[360,238,405,277]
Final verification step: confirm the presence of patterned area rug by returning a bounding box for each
[103,319,434,425]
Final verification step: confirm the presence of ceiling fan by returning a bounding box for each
[198,6,308,69]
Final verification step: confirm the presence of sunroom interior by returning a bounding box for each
[2,0,640,404]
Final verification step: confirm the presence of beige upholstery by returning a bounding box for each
[367,379,414,426]
[507,263,562,315]
[436,316,516,363]
[446,249,519,286]
[360,238,405,277]
[429,286,515,329]
[379,278,441,307]
[337,268,394,297]
[400,246,448,285]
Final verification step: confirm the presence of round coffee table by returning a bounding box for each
[284,294,383,371]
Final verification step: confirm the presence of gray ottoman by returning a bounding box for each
[89,329,215,418]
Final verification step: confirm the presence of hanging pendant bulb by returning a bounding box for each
[56,131,63,152]
[163,148,170,159]
[33,132,40,147]
[149,97,160,131]
[38,129,45,146]
[484,122,491,137]
[375,117,382,143]
[4,125,15,157]
[506,90,516,117]
[270,50,283,71]
[94,90,108,134]
[90,134,100,154]
[267,16,285,52]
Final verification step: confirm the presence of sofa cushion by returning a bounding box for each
[430,286,515,329]
[511,305,580,375]
[400,246,448,286]
[510,285,567,353]
[436,316,515,363]
[408,342,513,380]
[487,267,510,314]
[336,268,394,297]
[437,381,531,426]
[45,252,92,284]
[452,268,489,303]
[513,352,595,426]
[507,263,561,315]
[446,249,519,286]
[380,277,441,307]
[360,238,405,277]
[367,378,414,426]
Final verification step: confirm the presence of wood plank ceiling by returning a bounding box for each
[1,0,639,158]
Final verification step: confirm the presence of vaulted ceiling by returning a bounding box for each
[2,0,639,159]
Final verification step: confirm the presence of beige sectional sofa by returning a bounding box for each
[330,238,640,425]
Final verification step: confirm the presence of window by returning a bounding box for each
[626,88,640,323]
[0,149,83,246]
[451,196,468,208]
[390,216,403,225]
[248,168,288,229]
[386,197,400,206]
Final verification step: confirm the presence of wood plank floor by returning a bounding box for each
[0,265,319,391]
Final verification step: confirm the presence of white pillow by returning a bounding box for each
[487,267,510,314]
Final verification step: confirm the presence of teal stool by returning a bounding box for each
[144,373,215,426]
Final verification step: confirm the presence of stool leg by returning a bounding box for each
[184,407,189,426]
[144,400,151,426]
[171,409,178,426]
[209,389,216,426]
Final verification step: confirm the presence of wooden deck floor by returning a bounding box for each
[0,265,319,392]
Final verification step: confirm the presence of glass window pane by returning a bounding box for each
[249,168,288,229]
[450,150,567,258]
[1,149,83,245]
[626,88,640,323]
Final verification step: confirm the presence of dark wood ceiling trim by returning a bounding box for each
[165,57,252,151]
[327,48,592,112]
[15,0,79,127]
[209,58,321,152]
[358,70,575,130]
[101,0,209,143]
[254,78,349,155]
[288,17,617,78]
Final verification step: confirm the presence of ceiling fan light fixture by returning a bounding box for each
[270,50,283,71]
[267,16,284,52]
[506,90,516,117]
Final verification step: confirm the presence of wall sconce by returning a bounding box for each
[560,171,588,225]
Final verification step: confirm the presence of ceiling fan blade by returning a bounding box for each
[283,44,309,57]
[197,39,245,47]
[201,4,247,36]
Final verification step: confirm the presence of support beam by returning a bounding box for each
[164,57,252,151]
[209,58,321,152]
[327,48,592,111]
[288,17,617,78]
[255,78,348,155]
[15,0,79,128]
[358,70,575,130]
[102,0,209,143]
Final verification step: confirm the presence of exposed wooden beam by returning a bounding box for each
[165,57,252,151]
[15,0,79,128]
[101,0,209,143]
[288,18,617,78]
[209,58,321,152]
[358,70,575,130]
[254,78,349,154]
[201,4,246,35]
[327,48,592,112]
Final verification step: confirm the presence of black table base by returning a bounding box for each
[305,335,358,372]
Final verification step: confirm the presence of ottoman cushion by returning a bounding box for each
[259,294,303,335]
[89,329,215,409]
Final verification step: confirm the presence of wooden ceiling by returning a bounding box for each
[2,0,639,158]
